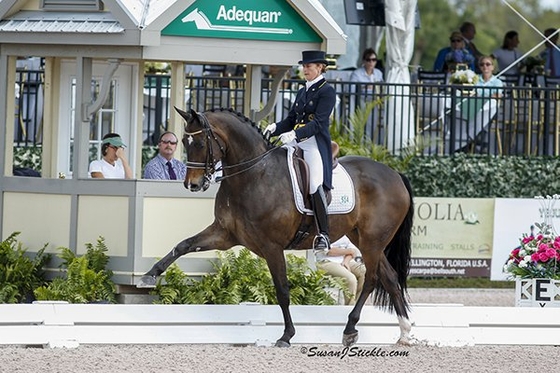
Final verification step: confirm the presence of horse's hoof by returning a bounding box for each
[136,275,157,288]
[342,331,359,347]
[397,336,412,346]
[274,339,291,348]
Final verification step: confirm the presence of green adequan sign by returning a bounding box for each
[162,0,322,42]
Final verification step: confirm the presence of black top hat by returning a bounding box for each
[298,50,328,65]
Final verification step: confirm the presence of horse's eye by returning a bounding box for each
[192,140,204,150]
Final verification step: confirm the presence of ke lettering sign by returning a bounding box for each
[516,279,560,308]
[162,0,322,42]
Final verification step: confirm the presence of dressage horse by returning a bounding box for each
[138,107,415,347]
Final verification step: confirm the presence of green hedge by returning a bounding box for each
[13,146,560,199]
[406,154,560,198]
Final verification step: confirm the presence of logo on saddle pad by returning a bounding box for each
[285,146,355,215]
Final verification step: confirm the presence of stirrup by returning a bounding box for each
[313,234,330,253]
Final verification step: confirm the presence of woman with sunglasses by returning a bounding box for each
[349,48,384,142]
[350,48,384,85]
[433,31,475,72]
[453,56,503,153]
[143,131,187,180]
[475,56,504,98]
[89,133,133,179]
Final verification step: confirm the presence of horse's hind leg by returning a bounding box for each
[342,282,372,347]
[377,257,412,345]
[397,315,412,345]
[342,254,411,346]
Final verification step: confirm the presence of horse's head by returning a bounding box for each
[175,107,224,192]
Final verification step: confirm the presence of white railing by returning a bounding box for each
[1,302,559,348]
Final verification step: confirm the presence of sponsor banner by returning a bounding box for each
[411,197,494,253]
[491,198,560,280]
[409,257,491,277]
[409,198,494,278]
[162,0,322,42]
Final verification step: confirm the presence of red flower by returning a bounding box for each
[522,236,534,245]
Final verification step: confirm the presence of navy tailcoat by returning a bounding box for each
[274,78,336,191]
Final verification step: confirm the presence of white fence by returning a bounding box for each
[1,302,559,348]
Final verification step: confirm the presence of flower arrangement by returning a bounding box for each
[503,195,560,280]
[445,48,475,66]
[449,69,479,85]
[524,55,545,74]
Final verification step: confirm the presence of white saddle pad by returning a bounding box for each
[285,146,355,215]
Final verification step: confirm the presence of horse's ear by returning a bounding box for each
[174,106,193,122]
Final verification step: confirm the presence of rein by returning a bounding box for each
[214,147,278,182]
[185,111,279,183]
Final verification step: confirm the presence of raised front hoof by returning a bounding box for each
[342,331,359,347]
[274,339,291,348]
[136,275,157,288]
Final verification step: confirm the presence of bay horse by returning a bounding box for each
[138,107,414,347]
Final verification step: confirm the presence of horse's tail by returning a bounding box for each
[384,173,414,294]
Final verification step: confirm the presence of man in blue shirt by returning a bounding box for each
[143,131,187,180]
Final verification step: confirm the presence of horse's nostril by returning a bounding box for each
[189,183,201,192]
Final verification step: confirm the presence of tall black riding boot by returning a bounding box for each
[310,187,330,253]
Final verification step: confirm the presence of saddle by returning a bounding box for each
[292,141,339,209]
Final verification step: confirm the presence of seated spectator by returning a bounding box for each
[475,56,504,98]
[539,28,560,76]
[315,235,365,305]
[492,30,523,75]
[143,131,186,180]
[434,31,476,72]
[89,133,133,179]
[349,48,384,85]
[452,56,503,153]
[349,48,384,142]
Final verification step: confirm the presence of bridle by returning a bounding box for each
[184,112,225,188]
[184,111,277,184]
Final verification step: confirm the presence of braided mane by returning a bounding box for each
[207,108,275,148]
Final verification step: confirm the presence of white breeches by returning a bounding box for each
[286,136,323,194]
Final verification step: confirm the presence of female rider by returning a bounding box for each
[264,50,336,253]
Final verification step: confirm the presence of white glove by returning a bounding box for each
[263,123,276,136]
[279,130,296,144]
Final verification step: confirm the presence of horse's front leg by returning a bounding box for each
[137,222,234,288]
[264,250,295,347]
